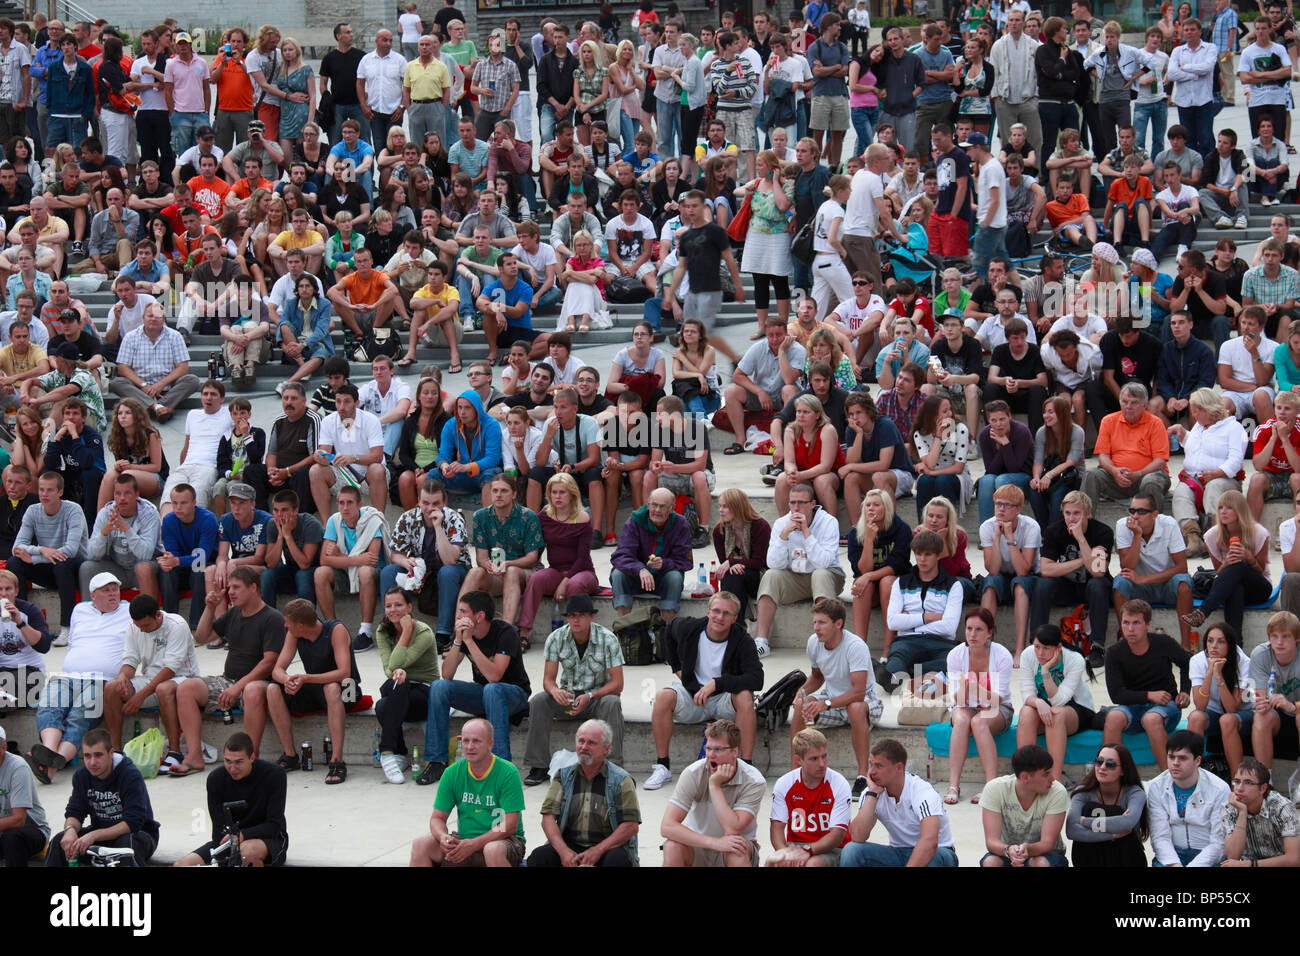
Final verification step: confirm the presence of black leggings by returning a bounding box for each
[375,678,431,754]
[720,567,762,620]
[752,273,790,311]
[1197,562,1273,633]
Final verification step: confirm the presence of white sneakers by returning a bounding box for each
[1176,244,1189,258]
[52,628,69,647]
[754,637,771,659]
[1214,215,1233,228]
[381,752,407,784]
[644,764,673,790]
[1235,214,1248,229]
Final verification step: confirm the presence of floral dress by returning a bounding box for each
[740,180,794,276]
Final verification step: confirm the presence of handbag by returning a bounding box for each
[791,218,815,265]
[726,191,753,242]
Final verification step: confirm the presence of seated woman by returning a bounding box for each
[912,394,973,523]
[805,326,857,392]
[320,160,372,235]
[711,487,771,621]
[1065,744,1149,867]
[98,398,168,510]
[885,195,933,293]
[1169,387,1246,558]
[374,586,439,784]
[324,210,365,281]
[944,607,1014,806]
[219,277,272,386]
[1184,491,1272,633]
[849,489,911,653]
[252,193,290,270]
[607,321,666,409]
[1187,621,1252,778]
[394,377,449,510]
[558,230,606,334]
[277,273,335,387]
[376,126,408,191]
[1017,624,1098,783]
[378,181,418,234]
[518,473,600,650]
[774,393,844,515]
[1027,395,1084,528]
[918,495,976,601]
[975,399,1033,524]
[671,317,720,419]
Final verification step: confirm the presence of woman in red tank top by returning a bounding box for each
[774,393,846,515]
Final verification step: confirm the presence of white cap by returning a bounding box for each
[0,725,6,742]
[89,571,121,592]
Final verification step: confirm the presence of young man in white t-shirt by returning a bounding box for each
[1218,307,1276,424]
[1112,491,1195,647]
[1151,161,1201,262]
[790,596,881,795]
[964,133,1008,281]
[309,383,387,519]
[355,354,413,457]
[511,221,560,312]
[1238,17,1293,144]
[767,727,853,867]
[828,270,888,372]
[161,380,233,515]
[841,737,958,866]
[603,191,658,295]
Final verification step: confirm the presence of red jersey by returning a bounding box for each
[770,767,852,847]
[1253,417,1300,473]
[887,295,934,337]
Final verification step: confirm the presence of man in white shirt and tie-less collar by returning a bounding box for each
[989,9,1042,160]
[1166,17,1219,157]
[357,29,406,152]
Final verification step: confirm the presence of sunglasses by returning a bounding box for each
[852,280,872,286]
[1094,757,1119,770]
[1127,507,1154,515]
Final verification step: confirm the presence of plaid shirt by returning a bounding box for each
[471,502,543,561]
[1221,790,1299,861]
[876,387,924,444]
[1211,7,1238,59]
[540,768,641,850]
[472,56,520,113]
[36,366,104,426]
[116,326,189,385]
[542,622,624,696]
[1242,264,1300,305]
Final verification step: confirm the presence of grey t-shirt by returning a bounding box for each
[214,604,287,682]
[267,512,325,571]
[226,140,281,181]
[1152,146,1203,183]
[0,750,48,840]
[1249,643,1300,703]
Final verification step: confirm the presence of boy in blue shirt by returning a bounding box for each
[622,130,660,183]
[206,482,271,621]
[478,251,548,363]
[156,481,218,627]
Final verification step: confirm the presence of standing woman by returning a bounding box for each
[398,3,423,60]
[945,606,1015,805]
[739,149,794,342]
[1156,2,1177,52]
[1187,621,1252,778]
[517,473,600,649]
[848,43,883,158]
[912,395,974,521]
[276,37,315,172]
[670,33,707,181]
[573,41,611,148]
[609,40,645,154]
[774,393,844,515]
[955,36,994,137]
[712,487,771,620]
[394,378,448,510]
[1066,744,1149,867]
[811,175,854,322]
[672,317,720,418]
[1027,394,1084,529]
[99,398,168,509]
[848,488,911,655]
[1017,624,1097,782]
[374,586,439,784]
[1184,491,1272,634]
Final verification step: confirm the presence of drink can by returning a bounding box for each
[300,741,313,771]
[221,709,233,725]
[322,734,332,762]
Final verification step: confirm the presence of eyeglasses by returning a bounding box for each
[1231,778,1262,787]
[993,501,1017,509]
[789,499,812,507]
[468,370,489,377]
[1093,757,1119,770]
[1127,507,1154,515]
[704,745,736,754]
[852,280,871,286]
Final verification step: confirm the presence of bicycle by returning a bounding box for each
[203,800,249,868]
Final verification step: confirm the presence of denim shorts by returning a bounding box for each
[36,675,104,748]
[1112,573,1193,607]
[981,850,1069,867]
[980,571,1037,604]
[1112,699,1182,735]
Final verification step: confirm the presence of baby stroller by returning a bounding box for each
[880,223,944,299]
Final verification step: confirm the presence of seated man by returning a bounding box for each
[1081,382,1171,506]
[1249,611,1300,769]
[477,250,549,366]
[0,725,49,867]
[841,738,958,867]
[790,596,881,800]
[116,239,170,298]
[603,189,658,295]
[720,316,805,455]
[418,590,532,784]
[78,473,162,599]
[0,567,52,710]
[151,483,218,627]
[1111,492,1195,648]
[982,317,1048,432]
[881,530,964,689]
[1168,250,1232,353]
[1031,490,1114,660]
[610,487,693,628]
[1217,305,1276,425]
[924,311,985,440]
[646,590,762,791]
[268,209,327,279]
[1240,244,1300,340]
[754,482,843,660]
[522,593,625,787]
[1198,129,1250,232]
[264,599,360,785]
[436,389,503,500]
[527,719,640,867]
[203,481,271,614]
[11,470,87,643]
[316,484,388,652]
[104,594,205,776]
[461,473,542,632]
[1146,729,1230,866]
[839,391,915,521]
[409,717,526,867]
[0,466,36,561]
[195,566,287,758]
[44,397,105,524]
[1102,154,1154,248]
[74,186,139,275]
[174,731,289,867]
[1102,598,1191,771]
[404,261,462,371]
[177,232,242,345]
[660,717,765,867]
[157,379,231,517]
[642,395,713,547]
[767,728,853,868]
[1152,310,1216,430]
[524,386,604,537]
[1042,328,1101,427]
[310,383,387,519]
[21,340,104,432]
[0,319,48,417]
[43,727,160,867]
[875,362,926,462]
[978,744,1070,867]
[325,246,399,341]
[1220,757,1300,867]
[109,300,201,422]
[380,478,469,650]
[1247,389,1300,520]
[265,383,322,515]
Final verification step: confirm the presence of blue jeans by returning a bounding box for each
[915,474,963,522]
[169,110,207,158]
[655,98,680,160]
[1113,572,1193,608]
[687,392,721,417]
[975,472,1031,524]
[381,420,402,457]
[424,679,530,762]
[455,273,479,318]
[160,566,206,628]
[47,114,87,152]
[1153,846,1199,866]
[1254,155,1282,198]
[539,103,559,148]
[610,567,685,612]
[620,110,637,156]
[261,564,315,607]
[971,225,1007,280]
[1178,103,1214,157]
[981,571,1038,606]
[380,562,468,636]
[331,103,369,146]
[36,676,103,749]
[1027,480,1071,529]
[841,842,959,867]
[793,258,812,295]
[850,105,878,155]
[981,850,1069,866]
[534,285,562,312]
[1133,99,1167,156]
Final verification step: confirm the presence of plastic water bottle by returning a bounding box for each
[372,732,381,766]
[1269,667,1278,698]
[695,562,708,597]
[411,746,420,779]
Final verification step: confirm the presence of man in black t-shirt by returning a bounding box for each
[964,257,1024,321]
[601,391,653,544]
[47,307,103,375]
[1093,313,1162,418]
[929,123,972,265]
[1167,249,1232,352]
[0,164,30,232]
[319,23,368,144]
[983,317,1049,432]
[925,311,986,438]
[665,190,744,364]
[500,361,555,424]
[574,365,614,424]
[175,731,289,866]
[178,233,242,341]
[1030,490,1115,655]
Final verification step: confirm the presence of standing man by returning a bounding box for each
[357,29,406,150]
[163,32,211,161]
[1166,18,1217,157]
[651,19,685,164]
[503,19,535,145]
[1210,0,1239,109]
[913,23,957,155]
[209,28,253,154]
[126,29,172,174]
[536,23,577,148]
[404,35,451,152]
[964,132,1007,279]
[878,27,924,157]
[319,24,366,145]
[990,9,1042,160]
[0,18,32,145]
[708,32,760,182]
[928,123,972,268]
[806,14,851,171]
[30,20,65,159]
[469,33,519,142]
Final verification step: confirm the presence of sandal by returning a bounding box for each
[1182,609,1206,628]
[723,442,746,455]
[396,356,415,367]
[497,354,510,367]
[325,761,347,785]
[943,785,960,805]
[22,753,50,785]
[970,791,983,805]
[577,322,591,333]
[159,750,183,774]
[447,361,462,374]
[520,634,531,653]
[565,324,577,333]
[278,752,301,772]
[206,638,228,650]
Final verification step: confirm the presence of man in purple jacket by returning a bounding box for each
[609,487,692,625]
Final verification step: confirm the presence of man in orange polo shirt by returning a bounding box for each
[326,245,400,339]
[1082,380,1172,505]
[211,28,254,153]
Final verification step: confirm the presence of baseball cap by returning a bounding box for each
[89,571,121,592]
[565,594,595,615]
[1130,248,1158,271]
[197,125,215,139]
[54,342,80,360]
[958,132,989,149]
[248,119,265,133]
[1092,241,1119,265]
[228,482,256,501]
[174,31,192,44]
[0,725,6,743]
[57,308,80,323]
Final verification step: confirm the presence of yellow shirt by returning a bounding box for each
[274,229,325,250]
[404,58,451,101]
[412,283,460,309]
[0,342,46,376]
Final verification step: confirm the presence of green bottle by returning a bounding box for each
[411,746,420,780]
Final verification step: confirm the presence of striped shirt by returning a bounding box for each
[707,55,758,110]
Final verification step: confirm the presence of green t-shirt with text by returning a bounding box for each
[432,755,526,845]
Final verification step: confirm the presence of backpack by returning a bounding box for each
[754,669,808,734]
[611,604,665,665]
[1059,604,1092,657]
[351,326,401,363]
[607,274,653,303]
[673,493,700,542]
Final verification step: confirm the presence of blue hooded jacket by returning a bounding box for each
[436,388,501,477]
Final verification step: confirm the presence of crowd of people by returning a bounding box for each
[2,0,1300,868]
